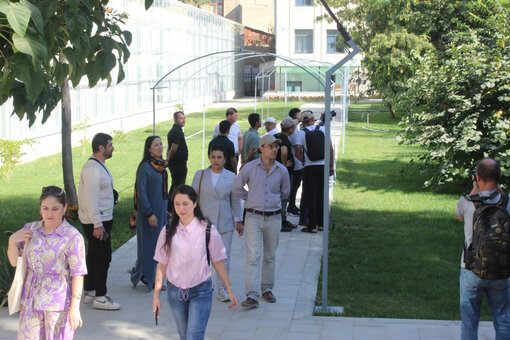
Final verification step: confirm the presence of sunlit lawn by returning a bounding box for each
[319,103,492,320]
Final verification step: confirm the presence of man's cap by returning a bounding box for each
[301,111,314,122]
[264,117,277,124]
[281,117,299,129]
[259,133,282,147]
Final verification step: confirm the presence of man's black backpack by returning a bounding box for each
[304,125,325,161]
[464,193,510,279]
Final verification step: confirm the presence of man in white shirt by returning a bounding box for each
[264,117,278,135]
[213,107,243,157]
[296,111,334,233]
[78,133,120,310]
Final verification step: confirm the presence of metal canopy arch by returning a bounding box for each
[150,49,353,168]
[254,58,348,119]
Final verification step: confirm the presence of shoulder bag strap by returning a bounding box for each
[197,169,205,201]
[205,221,211,266]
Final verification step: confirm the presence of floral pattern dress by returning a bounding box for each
[17,219,87,340]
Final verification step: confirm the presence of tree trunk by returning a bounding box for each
[387,101,396,119]
[61,78,78,206]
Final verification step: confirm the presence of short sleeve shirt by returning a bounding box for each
[213,122,242,153]
[208,136,236,172]
[154,218,226,289]
[275,133,294,174]
[167,124,188,161]
[19,220,87,311]
[242,129,260,161]
[299,125,326,167]
[288,128,303,171]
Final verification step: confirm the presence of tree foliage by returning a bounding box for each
[400,0,510,187]
[0,0,133,126]
[326,0,510,187]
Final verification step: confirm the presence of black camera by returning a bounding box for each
[470,169,477,182]
[320,110,337,123]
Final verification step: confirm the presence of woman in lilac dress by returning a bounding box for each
[7,186,87,339]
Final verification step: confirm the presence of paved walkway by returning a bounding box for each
[0,103,497,339]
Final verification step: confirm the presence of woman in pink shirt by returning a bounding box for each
[152,185,238,340]
[7,186,87,339]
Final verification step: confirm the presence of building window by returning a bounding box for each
[327,30,344,53]
[295,29,313,53]
[209,0,223,16]
[296,0,313,6]
[287,81,302,92]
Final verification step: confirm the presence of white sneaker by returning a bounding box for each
[93,295,121,310]
[83,291,95,304]
[217,288,230,302]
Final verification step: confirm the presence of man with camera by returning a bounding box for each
[455,158,510,339]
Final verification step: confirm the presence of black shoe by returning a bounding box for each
[281,224,292,232]
[241,297,259,308]
[284,220,297,229]
[287,206,300,216]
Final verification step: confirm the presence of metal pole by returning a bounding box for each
[152,87,156,136]
[284,66,287,105]
[267,76,271,117]
[322,39,360,312]
[202,79,206,170]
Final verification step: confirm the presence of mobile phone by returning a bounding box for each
[102,230,109,240]
[155,308,159,326]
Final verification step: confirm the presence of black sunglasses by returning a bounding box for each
[42,186,65,196]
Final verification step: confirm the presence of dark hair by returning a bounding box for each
[248,113,260,128]
[40,186,67,206]
[219,120,232,134]
[137,136,160,171]
[226,107,237,118]
[208,143,227,158]
[476,158,501,183]
[164,185,209,251]
[92,133,112,153]
[289,108,301,119]
[173,111,184,120]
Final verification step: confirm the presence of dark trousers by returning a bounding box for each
[168,162,187,211]
[303,165,324,230]
[83,220,113,297]
[288,169,302,209]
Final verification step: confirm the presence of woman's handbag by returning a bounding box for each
[8,240,28,315]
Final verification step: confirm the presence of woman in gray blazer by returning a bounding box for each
[191,144,243,302]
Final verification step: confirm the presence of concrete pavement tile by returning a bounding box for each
[262,311,293,322]
[219,330,255,340]
[353,325,387,340]
[253,326,288,339]
[417,325,457,340]
[288,320,322,334]
[320,323,354,339]
[221,319,259,332]
[284,331,321,340]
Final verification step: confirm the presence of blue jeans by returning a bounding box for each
[460,268,510,340]
[166,278,212,340]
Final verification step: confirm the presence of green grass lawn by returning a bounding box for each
[0,101,303,250]
[320,103,493,320]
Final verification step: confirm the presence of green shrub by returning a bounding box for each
[0,138,35,182]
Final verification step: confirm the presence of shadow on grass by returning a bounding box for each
[336,158,432,194]
[321,201,494,321]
